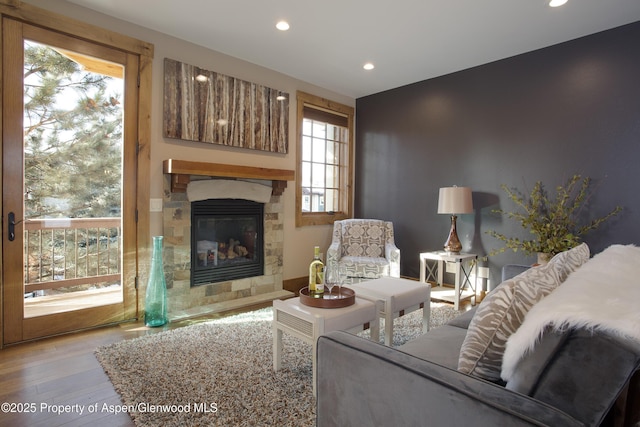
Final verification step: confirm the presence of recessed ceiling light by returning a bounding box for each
[363,63,375,71]
[276,20,290,31]
[549,0,568,7]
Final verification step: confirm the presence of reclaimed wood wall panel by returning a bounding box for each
[163,58,289,153]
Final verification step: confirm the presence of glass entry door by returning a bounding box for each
[2,18,138,343]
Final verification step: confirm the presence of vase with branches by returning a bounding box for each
[487,174,622,261]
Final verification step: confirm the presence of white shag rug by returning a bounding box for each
[95,302,461,427]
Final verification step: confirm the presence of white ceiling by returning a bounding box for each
[66,0,640,99]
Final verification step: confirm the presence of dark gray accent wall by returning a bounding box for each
[355,21,640,285]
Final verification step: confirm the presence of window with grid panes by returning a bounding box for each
[296,91,353,226]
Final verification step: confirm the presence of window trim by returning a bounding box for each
[295,91,354,227]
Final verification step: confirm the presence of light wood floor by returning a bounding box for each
[0,302,272,427]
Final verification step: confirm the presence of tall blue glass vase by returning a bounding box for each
[145,236,168,327]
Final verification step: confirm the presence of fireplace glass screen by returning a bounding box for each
[191,199,264,286]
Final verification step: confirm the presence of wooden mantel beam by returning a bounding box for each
[163,159,295,195]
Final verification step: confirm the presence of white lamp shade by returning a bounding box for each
[437,187,473,214]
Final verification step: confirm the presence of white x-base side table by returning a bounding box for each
[347,277,431,346]
[272,297,378,396]
[420,251,477,310]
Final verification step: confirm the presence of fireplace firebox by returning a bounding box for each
[191,198,264,286]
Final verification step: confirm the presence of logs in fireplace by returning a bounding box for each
[191,199,264,286]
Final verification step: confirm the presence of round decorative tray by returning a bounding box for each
[299,286,355,308]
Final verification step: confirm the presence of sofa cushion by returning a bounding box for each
[501,244,639,381]
[446,306,477,329]
[501,264,530,282]
[398,325,468,369]
[509,328,640,426]
[340,255,390,278]
[457,243,590,382]
[505,327,569,395]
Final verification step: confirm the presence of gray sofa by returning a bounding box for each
[316,266,640,426]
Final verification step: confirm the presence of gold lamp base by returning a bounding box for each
[443,215,462,254]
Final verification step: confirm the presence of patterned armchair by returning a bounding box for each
[326,219,400,283]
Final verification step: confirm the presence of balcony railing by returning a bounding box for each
[24,217,121,294]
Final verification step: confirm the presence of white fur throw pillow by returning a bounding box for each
[458,243,590,381]
[501,244,640,382]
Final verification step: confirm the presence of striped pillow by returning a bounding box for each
[457,243,589,381]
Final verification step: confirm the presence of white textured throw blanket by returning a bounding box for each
[501,244,640,382]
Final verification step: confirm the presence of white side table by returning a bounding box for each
[272,297,378,396]
[347,277,431,346]
[419,251,477,310]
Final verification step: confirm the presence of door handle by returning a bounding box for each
[8,212,16,241]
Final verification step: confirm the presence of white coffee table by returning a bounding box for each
[347,277,431,346]
[272,297,378,396]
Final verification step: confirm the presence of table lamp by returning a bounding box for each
[437,186,473,254]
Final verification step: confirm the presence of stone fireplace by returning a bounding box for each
[162,159,294,320]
